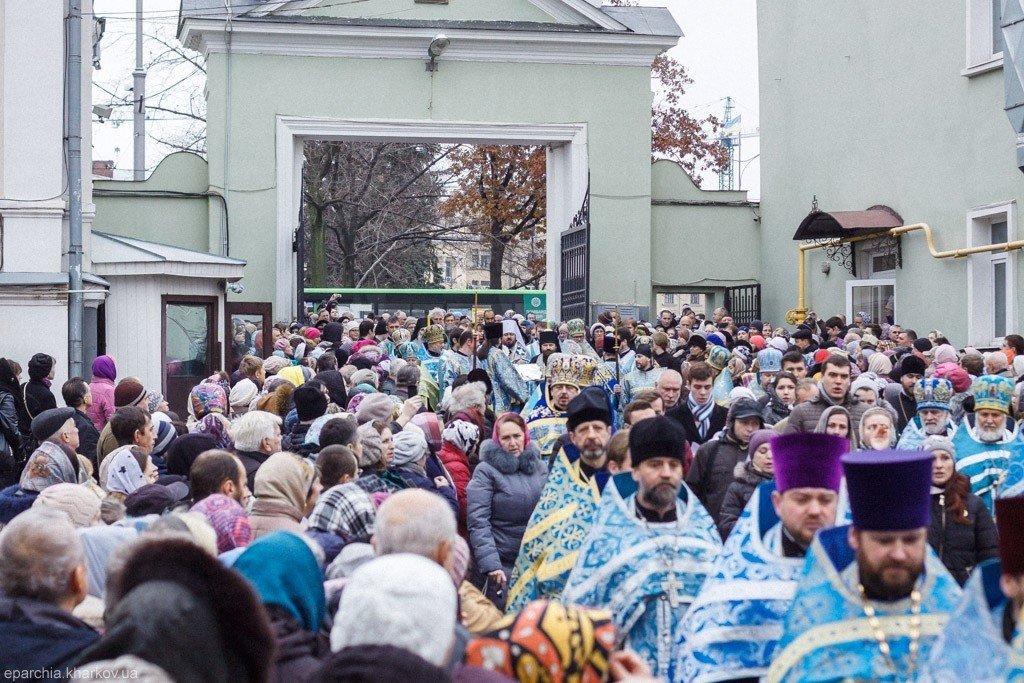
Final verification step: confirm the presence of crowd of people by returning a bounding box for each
[1,302,1024,681]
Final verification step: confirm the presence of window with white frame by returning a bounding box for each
[967,203,1017,345]
[965,0,1004,74]
[848,241,897,324]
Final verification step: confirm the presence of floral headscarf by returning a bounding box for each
[191,413,233,450]
[191,494,252,554]
[19,441,79,492]
[188,383,228,422]
[465,600,615,683]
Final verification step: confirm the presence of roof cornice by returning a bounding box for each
[180,17,679,67]
[527,0,626,31]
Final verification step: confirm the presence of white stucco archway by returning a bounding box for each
[275,116,589,321]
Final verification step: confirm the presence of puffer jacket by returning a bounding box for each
[466,440,547,576]
[782,385,870,435]
[87,376,116,432]
[717,460,774,539]
[438,442,473,532]
[927,485,999,586]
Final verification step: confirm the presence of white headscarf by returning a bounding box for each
[105,446,148,496]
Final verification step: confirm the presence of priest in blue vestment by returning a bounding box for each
[562,416,722,680]
[768,449,962,682]
[924,495,1024,682]
[678,432,848,683]
[506,387,614,611]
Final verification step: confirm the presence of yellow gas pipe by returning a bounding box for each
[785,223,1024,325]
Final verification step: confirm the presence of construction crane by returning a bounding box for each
[718,96,740,191]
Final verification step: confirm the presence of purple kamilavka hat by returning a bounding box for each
[771,432,847,493]
[842,450,934,531]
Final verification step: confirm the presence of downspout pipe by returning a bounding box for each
[786,223,1024,324]
[67,0,85,378]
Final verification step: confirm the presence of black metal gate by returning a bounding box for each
[724,284,762,326]
[560,190,590,322]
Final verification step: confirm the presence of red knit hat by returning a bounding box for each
[114,378,146,408]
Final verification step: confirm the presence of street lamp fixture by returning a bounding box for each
[426,34,450,72]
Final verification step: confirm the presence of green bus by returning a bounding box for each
[303,288,547,320]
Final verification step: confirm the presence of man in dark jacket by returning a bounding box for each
[667,362,727,451]
[685,398,764,525]
[0,508,98,675]
[61,378,100,472]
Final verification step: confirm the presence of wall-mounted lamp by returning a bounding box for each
[426,34,450,72]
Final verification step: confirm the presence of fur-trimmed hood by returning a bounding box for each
[480,439,542,475]
[732,459,774,485]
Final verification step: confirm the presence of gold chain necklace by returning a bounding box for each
[858,582,922,678]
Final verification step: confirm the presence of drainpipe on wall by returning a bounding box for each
[67,0,85,378]
[785,223,1024,325]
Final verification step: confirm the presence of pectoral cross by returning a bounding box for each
[664,573,680,609]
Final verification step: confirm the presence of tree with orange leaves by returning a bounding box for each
[438,145,547,289]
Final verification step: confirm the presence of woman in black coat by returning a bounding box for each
[22,353,57,429]
[924,436,998,585]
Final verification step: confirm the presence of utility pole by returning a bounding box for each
[133,0,146,181]
[67,0,85,377]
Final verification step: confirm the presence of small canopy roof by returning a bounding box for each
[793,205,902,241]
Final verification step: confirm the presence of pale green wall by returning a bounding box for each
[758,0,1024,341]
[649,159,760,292]
[206,53,655,313]
[301,0,557,23]
[92,152,214,253]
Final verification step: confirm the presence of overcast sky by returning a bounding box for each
[91,0,760,197]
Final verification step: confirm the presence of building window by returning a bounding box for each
[846,279,896,326]
[663,293,675,305]
[965,0,1004,74]
[967,203,1017,345]
[443,259,452,284]
[470,250,491,270]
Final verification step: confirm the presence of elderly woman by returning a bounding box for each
[104,446,158,500]
[437,419,480,532]
[924,435,998,585]
[353,421,405,495]
[858,406,896,451]
[249,452,321,539]
[466,413,547,608]
[233,532,330,681]
[187,382,228,429]
[388,430,458,518]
